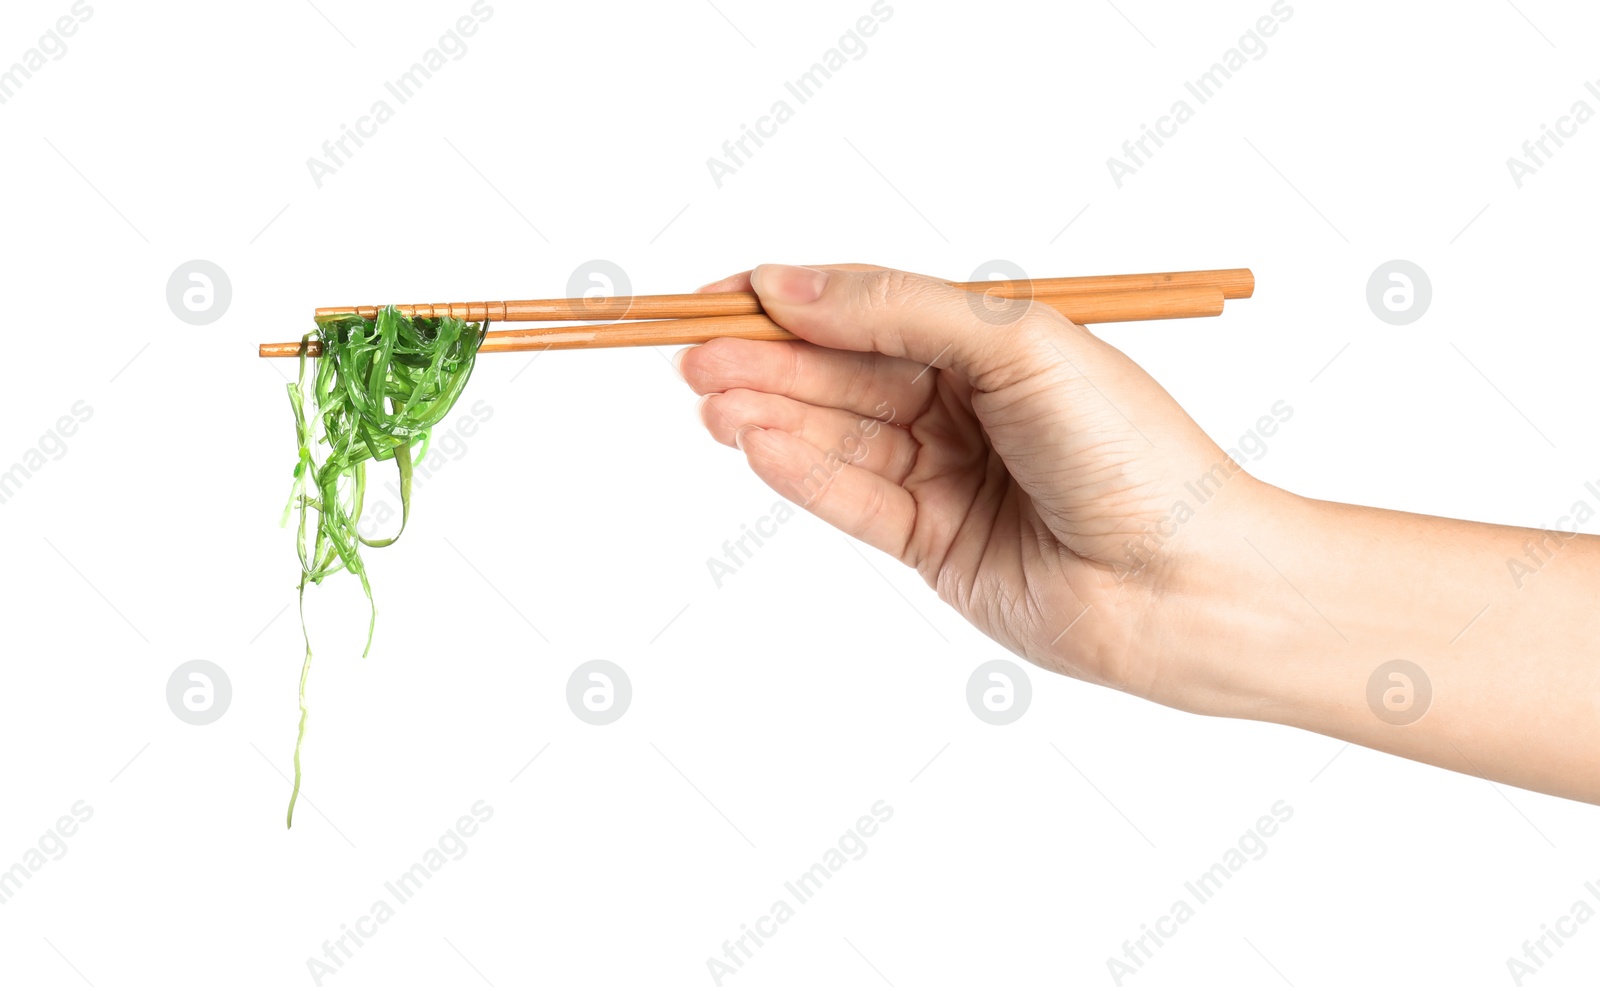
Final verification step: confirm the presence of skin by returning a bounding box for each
[676,263,1600,805]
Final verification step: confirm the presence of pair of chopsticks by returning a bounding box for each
[257,268,1254,358]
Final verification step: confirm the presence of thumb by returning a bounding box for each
[749,264,1085,391]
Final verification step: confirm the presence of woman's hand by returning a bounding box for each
[677,263,1600,804]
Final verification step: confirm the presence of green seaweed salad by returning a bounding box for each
[281,306,487,828]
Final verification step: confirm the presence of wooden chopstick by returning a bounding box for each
[481,286,1225,352]
[260,284,1230,358]
[308,268,1254,323]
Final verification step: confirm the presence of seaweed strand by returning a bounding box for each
[283,307,486,828]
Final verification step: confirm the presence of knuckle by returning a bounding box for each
[852,268,923,314]
[683,337,733,379]
[858,480,890,530]
[838,356,874,413]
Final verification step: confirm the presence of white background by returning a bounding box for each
[1,0,1597,984]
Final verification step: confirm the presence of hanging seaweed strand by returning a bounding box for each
[281,306,487,828]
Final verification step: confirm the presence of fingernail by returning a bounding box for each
[752,264,829,305]
[734,424,764,451]
[672,346,691,375]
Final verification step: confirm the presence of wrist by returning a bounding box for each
[1132,480,1335,720]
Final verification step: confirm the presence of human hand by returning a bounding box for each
[677,263,1275,711]
[678,263,1600,804]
